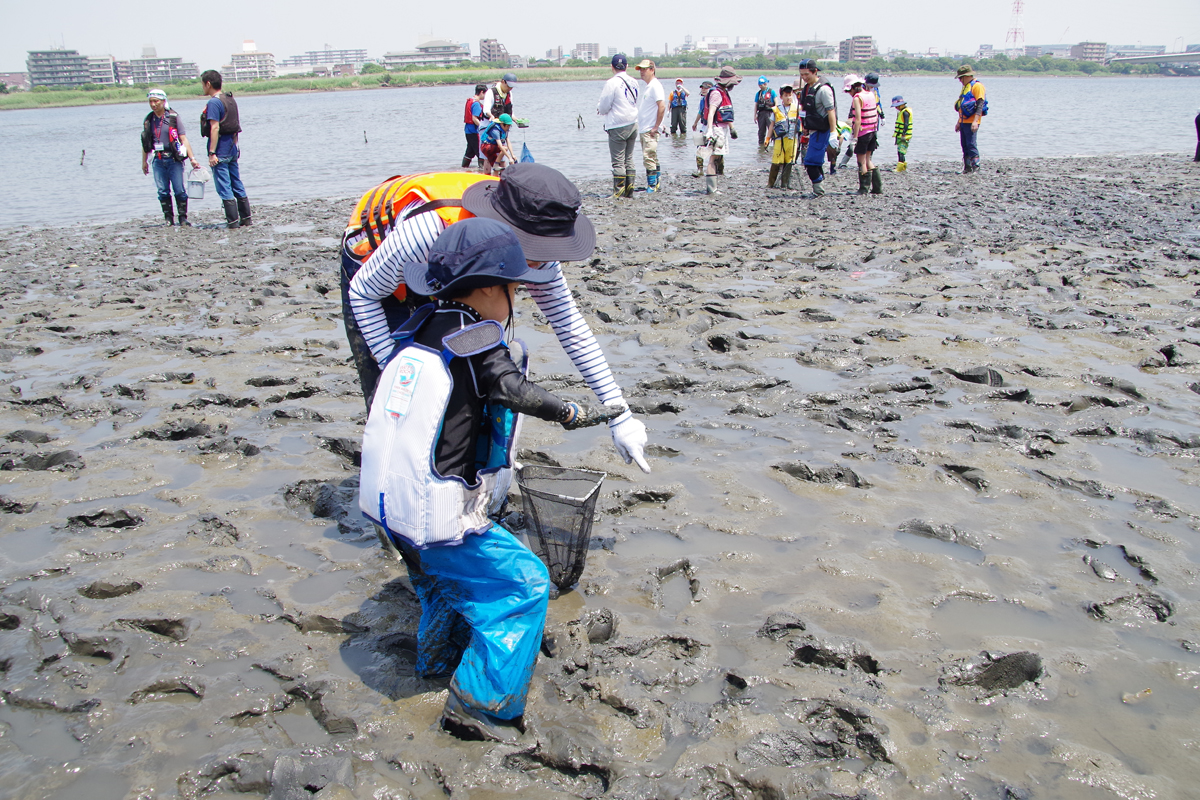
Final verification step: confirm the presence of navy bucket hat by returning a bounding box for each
[403,218,558,299]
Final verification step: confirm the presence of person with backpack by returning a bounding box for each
[954,65,986,174]
[798,60,836,197]
[481,74,516,122]
[766,84,799,189]
[754,76,777,148]
[462,84,486,169]
[358,215,622,743]
[702,66,741,196]
[669,79,689,135]
[891,95,913,172]
[140,89,199,226]
[597,54,640,198]
[201,70,252,228]
[341,164,650,470]
[848,74,882,195]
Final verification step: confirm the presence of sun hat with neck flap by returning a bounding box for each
[461,163,596,262]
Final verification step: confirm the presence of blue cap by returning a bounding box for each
[611,53,627,70]
[403,218,558,299]
[890,95,905,107]
[758,75,768,85]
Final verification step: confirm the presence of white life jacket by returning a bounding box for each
[359,308,521,548]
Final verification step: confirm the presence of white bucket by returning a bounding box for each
[186,167,209,200]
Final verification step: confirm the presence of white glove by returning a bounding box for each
[609,409,650,473]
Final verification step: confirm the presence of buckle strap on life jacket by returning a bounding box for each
[403,198,464,221]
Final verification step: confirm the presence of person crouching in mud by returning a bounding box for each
[358,217,622,742]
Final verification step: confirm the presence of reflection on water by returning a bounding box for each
[1,76,1196,228]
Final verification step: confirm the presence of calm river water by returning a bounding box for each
[0,75,1196,228]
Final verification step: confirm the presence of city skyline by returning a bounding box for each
[3,0,1196,73]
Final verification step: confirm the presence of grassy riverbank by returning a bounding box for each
[0,66,1167,111]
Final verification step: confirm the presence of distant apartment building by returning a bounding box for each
[87,55,118,85]
[224,41,276,81]
[383,40,471,69]
[479,38,509,63]
[1069,41,1107,62]
[0,72,29,90]
[546,46,564,60]
[26,49,90,87]
[573,43,600,61]
[976,44,994,59]
[769,41,834,59]
[278,48,369,69]
[607,47,619,57]
[838,35,877,62]
[633,47,644,59]
[1107,44,1166,58]
[127,47,199,84]
[1025,43,1072,58]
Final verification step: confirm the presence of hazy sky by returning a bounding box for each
[3,0,1197,72]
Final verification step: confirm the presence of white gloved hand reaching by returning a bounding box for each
[608,403,650,473]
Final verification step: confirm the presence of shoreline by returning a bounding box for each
[0,69,1182,112]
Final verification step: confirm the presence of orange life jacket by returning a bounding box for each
[343,172,497,300]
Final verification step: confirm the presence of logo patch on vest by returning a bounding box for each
[385,357,423,417]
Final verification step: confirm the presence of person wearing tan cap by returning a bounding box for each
[954,64,986,173]
[634,59,667,193]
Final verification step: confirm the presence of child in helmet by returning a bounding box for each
[359,217,620,743]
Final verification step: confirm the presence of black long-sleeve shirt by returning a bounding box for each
[413,302,567,481]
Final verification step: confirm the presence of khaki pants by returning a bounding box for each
[640,131,659,172]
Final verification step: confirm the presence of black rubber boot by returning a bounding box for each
[858,172,870,195]
[222,198,241,228]
[236,196,252,226]
[461,156,472,168]
[780,164,793,189]
[613,175,626,198]
[870,167,882,195]
[159,198,174,226]
[176,196,190,227]
[624,171,635,198]
[768,164,780,188]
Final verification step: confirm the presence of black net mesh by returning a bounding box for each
[517,465,605,592]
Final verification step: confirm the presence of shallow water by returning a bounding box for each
[1,76,1197,228]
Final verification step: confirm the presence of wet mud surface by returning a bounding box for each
[0,154,1198,799]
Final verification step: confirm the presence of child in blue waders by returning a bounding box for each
[358,217,620,743]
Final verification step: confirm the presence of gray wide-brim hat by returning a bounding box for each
[461,163,596,262]
[715,66,742,86]
[403,217,558,299]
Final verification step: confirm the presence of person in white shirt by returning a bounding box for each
[634,59,667,193]
[596,54,639,198]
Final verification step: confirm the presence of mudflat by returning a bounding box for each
[1,154,1197,799]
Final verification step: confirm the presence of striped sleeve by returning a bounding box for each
[525,265,625,406]
[348,203,445,364]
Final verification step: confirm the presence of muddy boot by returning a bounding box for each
[176,197,190,227]
[612,175,626,199]
[646,170,659,193]
[715,155,725,176]
[624,171,635,198]
[767,163,780,188]
[705,176,719,195]
[780,164,793,189]
[694,155,704,176]
[870,167,882,195]
[222,198,241,228]
[236,196,252,226]
[857,172,870,195]
[811,178,825,197]
[159,198,174,226]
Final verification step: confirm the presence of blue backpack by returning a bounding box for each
[959,82,989,117]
